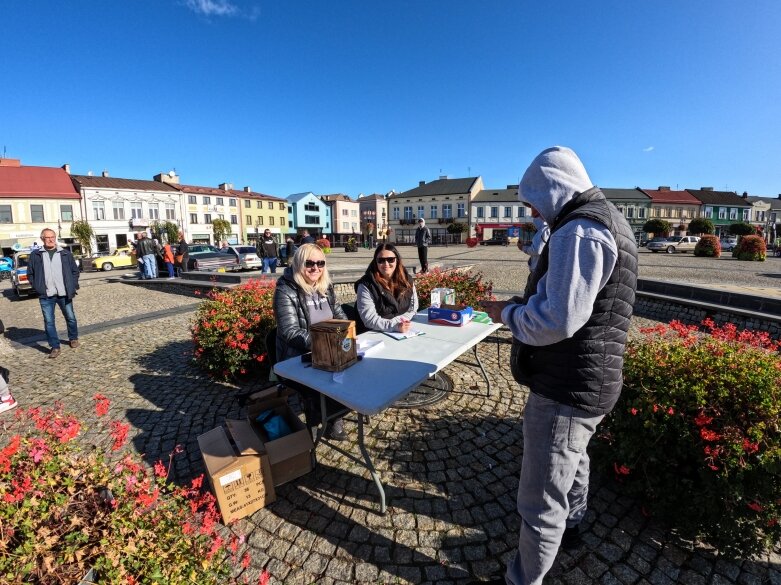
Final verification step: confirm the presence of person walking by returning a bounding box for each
[259,229,279,273]
[414,218,432,273]
[162,241,176,279]
[176,232,189,275]
[478,146,639,585]
[26,228,81,358]
[136,233,157,279]
[300,230,315,245]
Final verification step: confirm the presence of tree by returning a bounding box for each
[687,217,715,235]
[70,220,95,255]
[151,220,179,244]
[446,222,468,234]
[728,222,756,237]
[212,219,232,244]
[642,219,673,237]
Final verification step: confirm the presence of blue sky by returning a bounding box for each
[3,1,780,197]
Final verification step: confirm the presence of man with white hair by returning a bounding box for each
[414,217,432,273]
[479,147,638,585]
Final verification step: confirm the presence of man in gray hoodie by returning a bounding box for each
[480,147,638,585]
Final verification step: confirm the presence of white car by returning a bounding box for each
[646,236,700,254]
[226,245,263,270]
[720,238,738,252]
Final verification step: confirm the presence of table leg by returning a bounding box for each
[473,343,491,397]
[357,415,386,514]
[314,393,329,447]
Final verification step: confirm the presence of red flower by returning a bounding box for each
[700,428,720,442]
[694,412,713,427]
[742,438,760,454]
[259,570,271,585]
[613,462,631,475]
[154,460,168,478]
[242,552,251,569]
[747,501,763,512]
[110,421,130,451]
[630,408,638,416]
[93,393,110,417]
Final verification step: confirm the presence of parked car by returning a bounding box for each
[0,257,12,281]
[225,245,263,270]
[647,235,700,254]
[187,244,239,272]
[480,235,509,246]
[92,246,137,272]
[720,237,738,252]
[11,250,33,298]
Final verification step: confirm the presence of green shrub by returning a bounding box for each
[594,319,781,558]
[694,234,721,257]
[316,238,332,254]
[192,279,276,380]
[415,268,495,309]
[733,234,766,261]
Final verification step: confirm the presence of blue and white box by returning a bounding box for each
[428,305,474,326]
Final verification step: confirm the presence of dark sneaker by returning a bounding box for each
[561,525,583,550]
[49,347,61,359]
[69,339,80,349]
[325,418,347,441]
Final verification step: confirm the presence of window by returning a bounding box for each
[393,207,400,220]
[517,206,526,218]
[304,215,319,224]
[229,198,237,207]
[280,216,285,226]
[304,202,319,212]
[149,204,159,220]
[165,203,176,220]
[729,208,737,220]
[216,197,224,206]
[203,196,211,205]
[204,213,212,223]
[0,205,12,223]
[342,221,349,230]
[131,202,143,219]
[352,222,358,231]
[504,206,512,218]
[457,203,465,218]
[279,202,285,210]
[93,201,106,221]
[442,204,452,218]
[269,216,275,225]
[626,207,634,218]
[430,205,438,219]
[257,216,263,225]
[682,209,690,219]
[704,207,713,219]
[30,204,44,223]
[342,209,349,216]
[670,208,680,219]
[638,208,646,218]
[188,195,197,204]
[617,207,625,217]
[718,208,727,220]
[231,215,238,224]
[244,200,251,208]
[403,206,413,220]
[257,201,263,209]
[112,202,125,220]
[417,205,425,219]
[246,214,252,225]
[60,205,74,221]
[476,207,485,219]
[190,213,199,224]
[218,213,225,220]
[488,206,497,218]
[351,209,357,217]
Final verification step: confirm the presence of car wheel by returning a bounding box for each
[666,246,675,254]
[102,263,114,271]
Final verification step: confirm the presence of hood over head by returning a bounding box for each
[518,146,593,224]
[418,218,425,227]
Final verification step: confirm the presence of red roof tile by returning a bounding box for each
[0,165,80,199]
[639,188,700,205]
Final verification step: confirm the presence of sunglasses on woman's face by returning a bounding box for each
[376,256,397,265]
[304,260,326,268]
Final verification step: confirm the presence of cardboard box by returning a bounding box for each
[197,424,276,524]
[430,287,456,307]
[310,319,358,372]
[245,391,314,486]
[428,304,474,326]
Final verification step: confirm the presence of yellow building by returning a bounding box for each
[233,187,290,245]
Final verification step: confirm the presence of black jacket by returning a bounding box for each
[354,269,414,332]
[273,267,347,362]
[27,248,80,300]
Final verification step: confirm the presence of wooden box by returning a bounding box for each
[310,319,358,372]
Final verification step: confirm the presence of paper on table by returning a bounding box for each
[383,329,425,341]
[357,339,385,356]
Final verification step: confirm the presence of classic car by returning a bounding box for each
[187,244,239,272]
[11,250,33,298]
[92,246,137,271]
[225,245,263,270]
[646,236,700,254]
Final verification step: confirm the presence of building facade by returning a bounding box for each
[319,194,360,244]
[357,193,388,243]
[174,182,241,245]
[0,158,83,255]
[234,187,289,245]
[746,194,781,244]
[601,188,653,244]
[470,185,532,243]
[638,187,702,237]
[389,176,483,244]
[686,188,753,237]
[287,192,329,238]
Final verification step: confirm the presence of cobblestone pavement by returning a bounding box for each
[2,248,780,584]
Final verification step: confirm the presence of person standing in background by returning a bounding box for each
[177,232,189,275]
[414,218,432,273]
[162,241,175,279]
[260,229,279,273]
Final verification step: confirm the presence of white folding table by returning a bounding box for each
[273,315,502,513]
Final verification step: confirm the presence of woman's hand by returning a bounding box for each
[397,318,412,333]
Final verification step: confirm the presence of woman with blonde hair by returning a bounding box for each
[273,243,348,440]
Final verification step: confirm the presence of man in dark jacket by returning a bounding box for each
[259,229,279,273]
[414,218,432,273]
[480,147,638,585]
[26,228,81,358]
[177,232,189,274]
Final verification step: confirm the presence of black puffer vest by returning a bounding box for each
[515,188,638,415]
[354,270,413,330]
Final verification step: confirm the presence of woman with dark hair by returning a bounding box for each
[274,243,349,440]
[355,244,419,333]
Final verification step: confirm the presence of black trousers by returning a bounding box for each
[280,377,348,428]
[417,246,428,272]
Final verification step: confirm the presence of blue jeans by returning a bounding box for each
[165,261,175,278]
[262,257,278,273]
[39,296,78,349]
[505,392,604,585]
[143,254,157,279]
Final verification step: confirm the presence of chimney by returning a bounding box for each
[701,187,714,191]
[219,182,233,191]
[419,180,426,187]
[507,184,519,190]
[658,186,671,191]
[154,171,180,185]
[61,163,70,174]
[0,158,21,167]
[742,191,748,199]
[439,175,448,180]
[102,169,109,178]
[243,186,251,192]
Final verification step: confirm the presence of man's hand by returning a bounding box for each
[479,300,511,324]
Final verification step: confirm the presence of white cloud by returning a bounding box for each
[184,0,239,17]
[643,146,655,152]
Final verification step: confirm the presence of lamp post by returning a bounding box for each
[57,219,62,238]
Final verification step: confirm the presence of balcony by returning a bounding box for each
[129,217,150,228]
[438,217,455,224]
[399,218,417,225]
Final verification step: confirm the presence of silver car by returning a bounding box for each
[226,245,263,270]
[647,236,700,254]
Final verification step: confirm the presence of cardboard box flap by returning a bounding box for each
[264,430,314,466]
[225,419,266,456]
[197,427,242,477]
[245,386,292,406]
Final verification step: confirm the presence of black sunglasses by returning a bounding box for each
[304,260,326,268]
[376,256,397,265]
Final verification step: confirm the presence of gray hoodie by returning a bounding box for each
[502,146,618,346]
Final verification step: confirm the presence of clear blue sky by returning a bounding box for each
[3,1,780,197]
